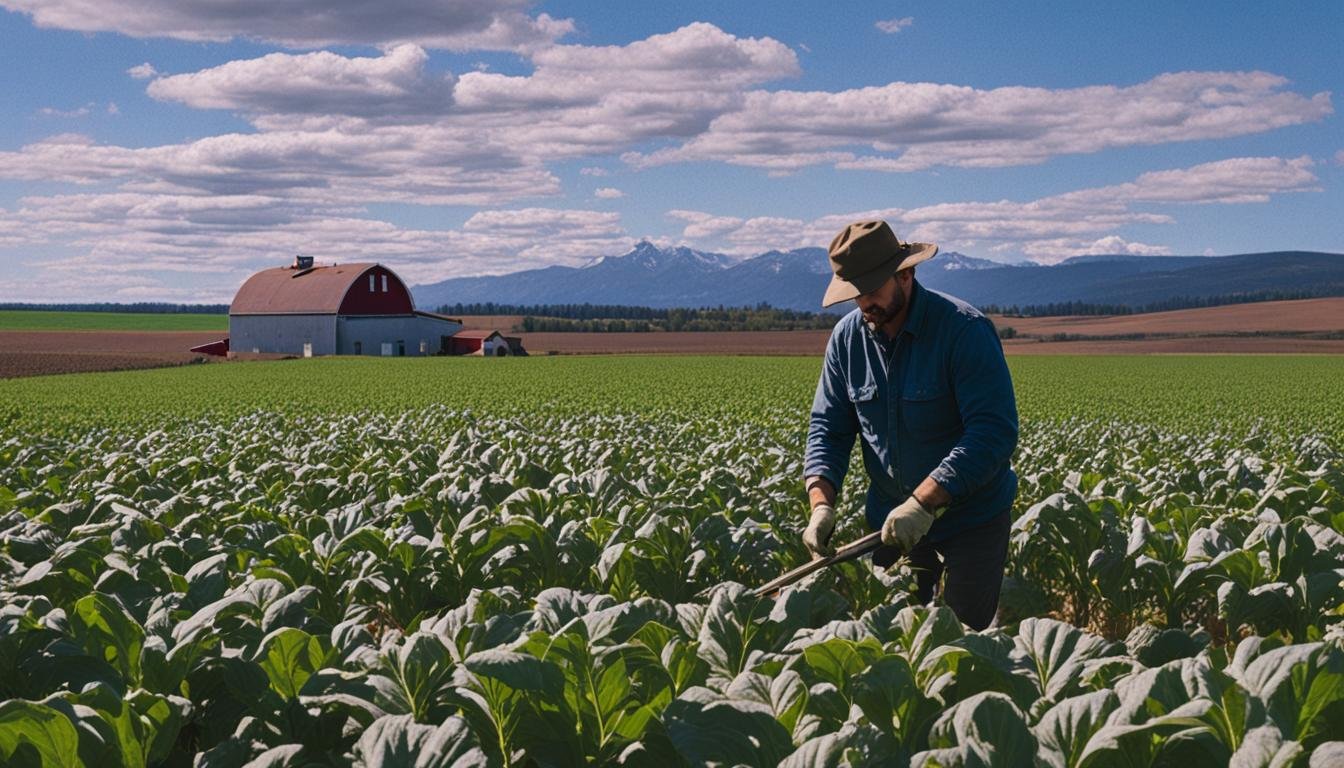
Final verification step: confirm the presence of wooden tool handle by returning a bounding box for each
[751,530,885,597]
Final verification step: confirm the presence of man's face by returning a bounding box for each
[856,270,910,327]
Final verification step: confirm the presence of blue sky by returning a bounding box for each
[0,0,1339,302]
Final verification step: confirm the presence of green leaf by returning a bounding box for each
[780,721,899,768]
[353,714,489,768]
[1310,742,1344,767]
[913,691,1036,768]
[254,627,330,700]
[1032,690,1117,768]
[0,700,81,768]
[70,592,145,687]
[663,687,794,767]
[1237,642,1344,747]
[803,638,881,691]
[852,654,941,750]
[464,648,565,697]
[1016,617,1116,701]
[1228,726,1303,768]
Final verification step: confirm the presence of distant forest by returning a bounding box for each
[436,302,841,332]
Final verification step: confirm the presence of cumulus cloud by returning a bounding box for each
[126,62,157,79]
[875,17,914,34]
[0,0,573,51]
[627,71,1332,173]
[0,130,559,206]
[147,45,455,118]
[0,23,800,213]
[666,156,1319,261]
[594,187,623,199]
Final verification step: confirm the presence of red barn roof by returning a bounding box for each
[230,263,414,315]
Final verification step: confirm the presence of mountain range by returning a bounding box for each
[412,242,1344,312]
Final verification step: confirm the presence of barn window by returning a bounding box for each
[419,339,428,355]
[369,274,376,292]
[381,275,388,292]
[397,340,405,356]
[353,341,362,355]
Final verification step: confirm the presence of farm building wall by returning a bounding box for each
[230,314,337,356]
[336,315,462,356]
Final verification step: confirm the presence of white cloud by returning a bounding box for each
[666,156,1319,261]
[126,62,157,79]
[147,44,455,118]
[0,0,573,51]
[106,102,120,115]
[0,23,799,212]
[627,71,1332,173]
[579,166,609,176]
[875,17,914,34]
[594,187,623,199]
[0,130,560,206]
[38,103,92,118]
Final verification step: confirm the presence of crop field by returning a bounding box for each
[0,312,228,332]
[0,355,1342,766]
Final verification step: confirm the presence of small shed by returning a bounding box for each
[447,330,513,356]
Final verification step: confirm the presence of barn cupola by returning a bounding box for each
[293,255,314,270]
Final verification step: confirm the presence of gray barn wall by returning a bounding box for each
[230,314,337,355]
[337,315,462,356]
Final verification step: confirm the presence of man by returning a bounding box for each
[802,220,1018,631]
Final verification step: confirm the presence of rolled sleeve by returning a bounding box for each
[929,318,1018,502]
[804,331,857,491]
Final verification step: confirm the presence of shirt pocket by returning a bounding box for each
[900,384,960,441]
[847,381,884,438]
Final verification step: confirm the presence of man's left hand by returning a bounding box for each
[881,496,936,552]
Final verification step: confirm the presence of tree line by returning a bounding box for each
[438,302,843,332]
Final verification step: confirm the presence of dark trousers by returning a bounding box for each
[872,510,1011,631]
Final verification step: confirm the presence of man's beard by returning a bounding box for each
[862,288,907,328]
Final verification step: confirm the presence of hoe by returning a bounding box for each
[750,530,884,598]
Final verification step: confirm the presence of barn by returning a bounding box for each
[225,256,463,357]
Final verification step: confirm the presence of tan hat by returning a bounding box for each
[822,220,937,307]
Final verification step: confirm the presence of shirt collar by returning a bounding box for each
[863,277,928,342]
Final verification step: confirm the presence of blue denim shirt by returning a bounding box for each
[805,278,1018,543]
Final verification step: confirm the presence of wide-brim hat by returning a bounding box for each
[822,220,937,307]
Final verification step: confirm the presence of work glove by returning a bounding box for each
[802,503,837,559]
[881,496,937,553]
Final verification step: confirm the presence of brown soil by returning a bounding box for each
[999,337,1344,355]
[0,330,223,379]
[990,297,1344,337]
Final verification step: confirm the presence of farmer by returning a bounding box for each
[802,220,1018,630]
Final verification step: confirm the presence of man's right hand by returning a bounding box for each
[802,503,837,559]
